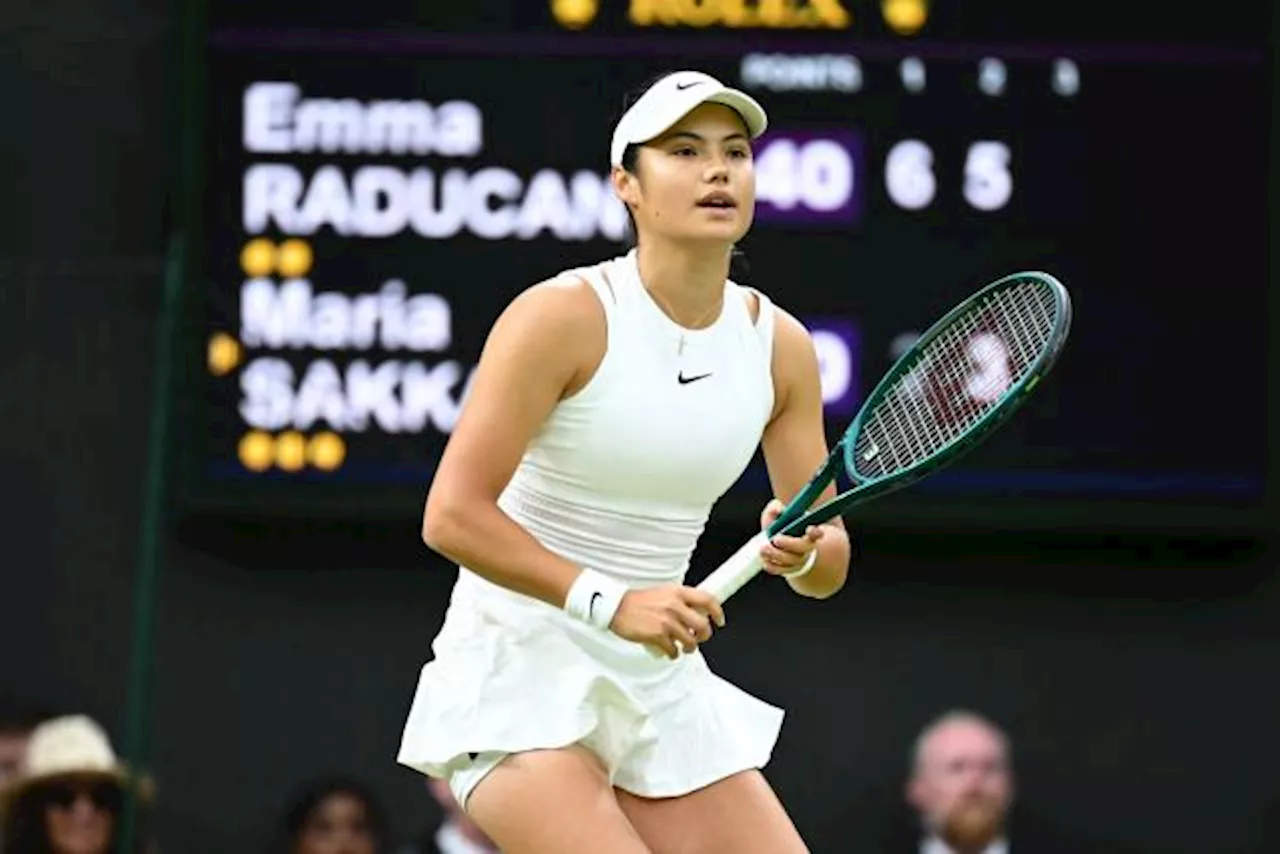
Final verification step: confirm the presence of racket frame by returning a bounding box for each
[697,271,1073,603]
[836,270,1074,510]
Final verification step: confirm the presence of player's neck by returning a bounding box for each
[634,239,730,329]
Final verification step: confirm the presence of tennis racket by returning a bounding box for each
[699,270,1073,604]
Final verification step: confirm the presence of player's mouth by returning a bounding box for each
[695,191,737,209]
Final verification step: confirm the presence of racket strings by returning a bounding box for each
[853,281,1058,479]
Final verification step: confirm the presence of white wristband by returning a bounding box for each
[782,547,819,580]
[564,568,628,630]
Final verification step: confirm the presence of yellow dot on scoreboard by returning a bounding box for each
[276,239,314,278]
[308,431,347,471]
[550,0,597,29]
[275,430,307,472]
[882,0,927,34]
[240,238,277,277]
[207,332,242,375]
[238,431,275,472]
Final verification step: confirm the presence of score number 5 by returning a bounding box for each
[886,140,1012,211]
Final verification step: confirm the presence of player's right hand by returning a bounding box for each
[609,585,726,660]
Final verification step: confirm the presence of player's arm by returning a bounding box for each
[759,310,853,599]
[421,277,602,609]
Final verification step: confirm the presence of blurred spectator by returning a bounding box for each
[275,776,389,854]
[906,709,1013,854]
[896,708,1146,854]
[1,714,155,854]
[394,777,497,854]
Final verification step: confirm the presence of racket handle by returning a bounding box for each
[697,531,769,604]
[644,532,770,660]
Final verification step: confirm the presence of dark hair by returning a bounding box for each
[2,778,154,854]
[614,71,753,286]
[274,776,389,854]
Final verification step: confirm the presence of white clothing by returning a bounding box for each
[396,250,784,805]
[495,249,776,585]
[921,836,1009,854]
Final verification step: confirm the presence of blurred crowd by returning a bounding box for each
[1,696,1030,854]
[0,697,499,854]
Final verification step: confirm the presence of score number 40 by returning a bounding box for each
[887,140,1012,212]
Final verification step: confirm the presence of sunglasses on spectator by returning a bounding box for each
[40,782,122,812]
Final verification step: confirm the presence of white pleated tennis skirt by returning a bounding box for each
[396,570,784,803]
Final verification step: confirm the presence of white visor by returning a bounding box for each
[609,71,768,168]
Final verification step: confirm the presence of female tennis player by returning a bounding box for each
[397,70,852,853]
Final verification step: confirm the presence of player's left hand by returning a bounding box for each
[757,499,824,576]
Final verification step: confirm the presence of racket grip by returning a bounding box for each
[697,531,770,604]
[644,532,770,660]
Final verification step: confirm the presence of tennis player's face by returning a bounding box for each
[295,793,378,854]
[909,721,1012,841]
[625,103,755,244]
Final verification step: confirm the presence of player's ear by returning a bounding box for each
[611,164,641,208]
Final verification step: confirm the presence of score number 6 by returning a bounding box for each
[885,140,1013,211]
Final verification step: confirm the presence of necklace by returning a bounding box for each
[644,287,724,355]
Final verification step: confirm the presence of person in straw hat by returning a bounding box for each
[1,714,155,854]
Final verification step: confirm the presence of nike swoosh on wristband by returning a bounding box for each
[678,372,712,384]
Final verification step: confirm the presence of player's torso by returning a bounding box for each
[517,252,776,516]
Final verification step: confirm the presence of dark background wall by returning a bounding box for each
[2,1,1278,852]
[145,523,1280,852]
[0,0,169,718]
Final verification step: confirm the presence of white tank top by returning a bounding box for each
[459,249,776,593]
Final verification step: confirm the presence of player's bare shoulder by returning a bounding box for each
[770,305,820,375]
[486,271,608,399]
[766,303,822,422]
[502,273,603,328]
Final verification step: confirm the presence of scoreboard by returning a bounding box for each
[180,2,1271,527]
